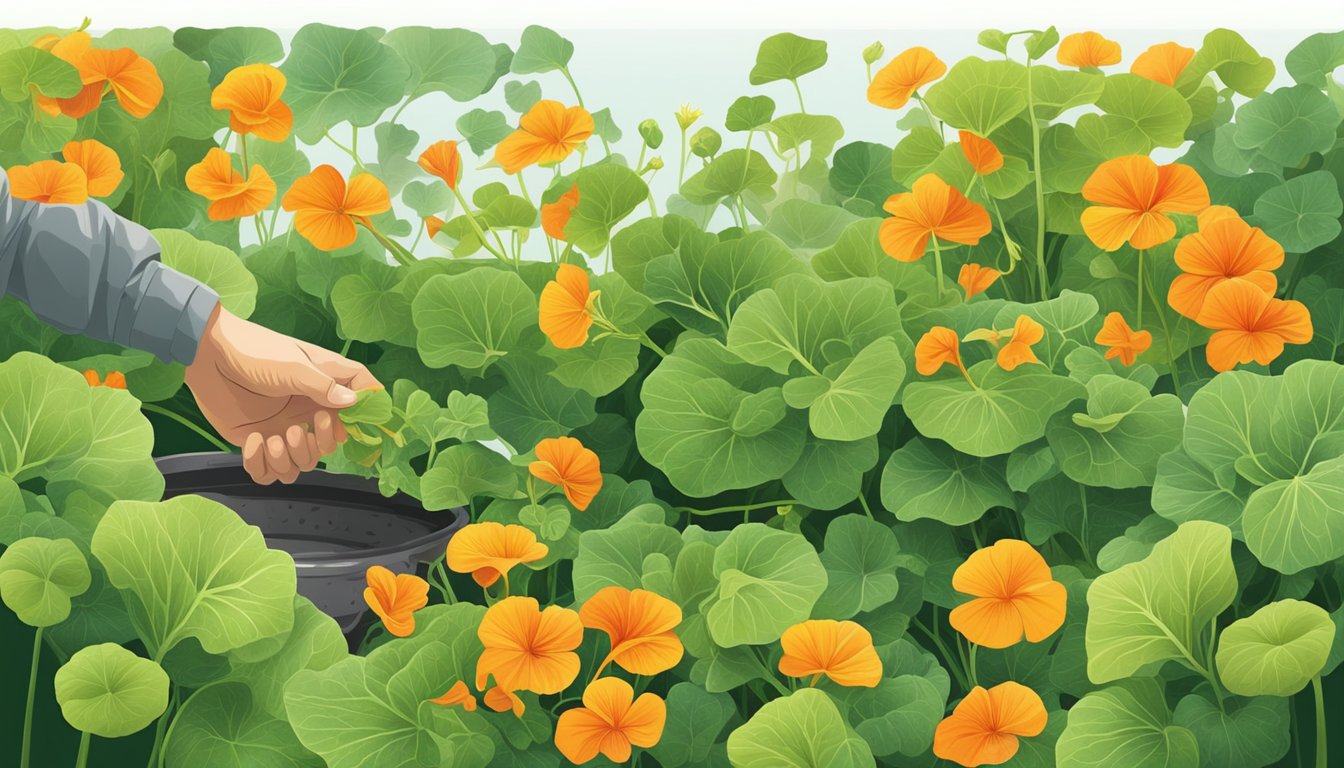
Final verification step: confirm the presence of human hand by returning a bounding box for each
[184,306,381,484]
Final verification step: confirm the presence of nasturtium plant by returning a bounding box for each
[0,19,1342,768]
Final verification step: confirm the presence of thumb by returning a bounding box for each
[282,362,358,409]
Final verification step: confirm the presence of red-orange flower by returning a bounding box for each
[948,539,1066,649]
[959,131,1003,175]
[1095,312,1152,366]
[427,681,476,712]
[211,63,292,142]
[281,165,392,251]
[476,596,583,695]
[6,161,88,204]
[542,184,580,241]
[1131,42,1196,87]
[915,327,964,377]
[555,677,666,765]
[1057,32,1122,68]
[1168,206,1282,320]
[580,586,683,677]
[867,46,947,110]
[35,32,163,119]
[880,174,992,262]
[778,620,883,688]
[997,316,1044,371]
[185,148,276,221]
[1081,155,1209,251]
[418,140,461,189]
[1196,278,1313,372]
[494,100,594,174]
[933,682,1048,767]
[62,140,123,198]
[363,565,429,638]
[445,522,549,591]
[958,264,1001,300]
[539,264,599,350]
[530,436,602,511]
[82,370,127,389]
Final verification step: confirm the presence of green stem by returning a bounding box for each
[790,78,806,113]
[914,94,940,136]
[678,128,688,189]
[1283,253,1308,300]
[1136,249,1146,330]
[21,627,42,768]
[858,494,874,520]
[1313,675,1327,768]
[967,643,979,687]
[911,617,971,693]
[931,235,946,298]
[323,131,363,169]
[74,731,90,768]
[516,171,532,206]
[389,95,417,125]
[140,404,232,452]
[144,686,176,768]
[676,499,801,517]
[1025,60,1049,301]
[450,188,511,264]
[753,649,791,697]
[1140,251,1184,398]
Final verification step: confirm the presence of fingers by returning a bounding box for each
[286,424,319,473]
[242,433,269,484]
[308,344,384,394]
[314,411,340,457]
[265,435,299,485]
[282,362,359,410]
[242,424,331,486]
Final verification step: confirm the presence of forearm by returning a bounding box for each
[0,170,219,364]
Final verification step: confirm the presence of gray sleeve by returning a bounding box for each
[0,168,220,365]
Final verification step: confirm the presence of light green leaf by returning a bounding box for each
[646,683,735,768]
[46,386,163,509]
[781,435,878,511]
[1285,30,1344,89]
[420,443,518,511]
[456,108,512,154]
[412,268,537,371]
[727,688,874,768]
[55,643,169,738]
[281,24,411,143]
[726,95,777,132]
[572,518,683,602]
[1216,599,1334,697]
[503,79,541,113]
[0,352,93,484]
[0,536,90,627]
[1241,455,1344,574]
[1176,29,1275,97]
[153,229,257,319]
[765,198,860,251]
[749,33,828,85]
[382,26,496,102]
[1028,66,1105,120]
[816,515,900,619]
[172,26,284,86]
[487,354,596,450]
[1046,375,1184,488]
[164,682,319,767]
[1234,84,1340,166]
[1056,680,1199,768]
[565,163,649,256]
[227,596,347,719]
[880,437,1013,524]
[1172,694,1290,768]
[1094,73,1193,151]
[705,523,827,647]
[509,25,573,74]
[331,265,414,346]
[1251,171,1343,254]
[0,46,80,101]
[681,149,778,206]
[924,57,1028,136]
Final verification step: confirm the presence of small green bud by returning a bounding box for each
[862,41,885,65]
[648,156,665,171]
[638,118,664,149]
[689,127,722,158]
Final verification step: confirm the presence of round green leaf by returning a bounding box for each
[54,643,169,738]
[1046,375,1185,489]
[816,515,900,619]
[726,95,777,132]
[1093,73,1193,151]
[924,57,1027,136]
[880,437,1014,525]
[1172,694,1290,768]
[0,536,90,627]
[411,267,537,371]
[280,24,411,143]
[748,33,828,86]
[509,25,573,74]
[0,46,81,101]
[1251,171,1343,254]
[1216,599,1334,697]
[420,443,518,512]
[727,688,874,768]
[1233,84,1339,166]
[1285,30,1344,89]
[705,523,827,647]
[563,164,649,257]
[1056,680,1199,768]
[163,682,319,767]
[382,26,496,102]
[1242,455,1344,574]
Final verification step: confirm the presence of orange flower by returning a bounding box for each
[555,677,666,765]
[867,46,947,109]
[62,140,123,198]
[476,596,583,695]
[542,184,580,241]
[211,63,292,142]
[1081,155,1209,251]
[1057,32,1122,68]
[1131,42,1196,87]
[185,148,276,221]
[427,681,476,712]
[958,264,1000,300]
[7,161,88,204]
[996,316,1044,371]
[880,174,992,262]
[34,32,162,119]
[281,165,392,251]
[484,685,525,717]
[1168,206,1282,320]
[948,539,1066,649]
[959,131,1003,175]
[1094,312,1152,366]
[778,620,883,688]
[363,565,429,638]
[580,586,683,677]
[81,370,126,389]
[539,264,599,350]
[418,140,461,189]
[445,522,549,591]
[425,215,446,239]
[529,436,603,511]
[933,682,1048,767]
[494,100,594,174]
[915,327,965,377]
[81,370,101,387]
[1196,279,1313,372]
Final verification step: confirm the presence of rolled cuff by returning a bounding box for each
[119,260,220,365]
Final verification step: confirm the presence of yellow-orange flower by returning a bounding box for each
[933,682,1048,767]
[363,565,429,638]
[1131,42,1196,87]
[494,100,594,174]
[1168,206,1282,320]
[880,174,992,262]
[867,46,947,110]
[426,681,476,712]
[948,539,1066,649]
[185,148,276,221]
[996,316,1044,371]
[445,522,549,590]
[555,677,666,765]
[35,32,163,119]
[530,436,602,511]
[1081,155,1209,251]
[539,264,599,350]
[484,685,525,717]
[915,327,964,377]
[476,596,583,695]
[958,264,1001,300]
[580,586,683,677]
[281,165,392,251]
[6,160,88,204]
[778,620,883,688]
[418,140,461,189]
[82,370,127,389]
[542,184,580,241]
[1196,278,1312,372]
[1095,312,1152,366]
[211,63,292,142]
[62,140,123,198]
[1057,32,1122,68]
[959,131,1003,175]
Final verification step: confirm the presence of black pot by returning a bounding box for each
[155,453,467,639]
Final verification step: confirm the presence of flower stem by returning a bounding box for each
[790,78,806,113]
[1313,675,1327,768]
[20,627,42,768]
[675,499,801,517]
[1136,249,1146,330]
[678,128,688,189]
[931,235,946,298]
[450,188,511,265]
[1025,59,1049,301]
[140,404,232,453]
[74,731,90,768]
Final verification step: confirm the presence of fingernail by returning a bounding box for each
[331,385,357,406]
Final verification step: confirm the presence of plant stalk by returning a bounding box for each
[21,627,43,768]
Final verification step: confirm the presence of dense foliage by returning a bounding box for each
[2,18,1344,768]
